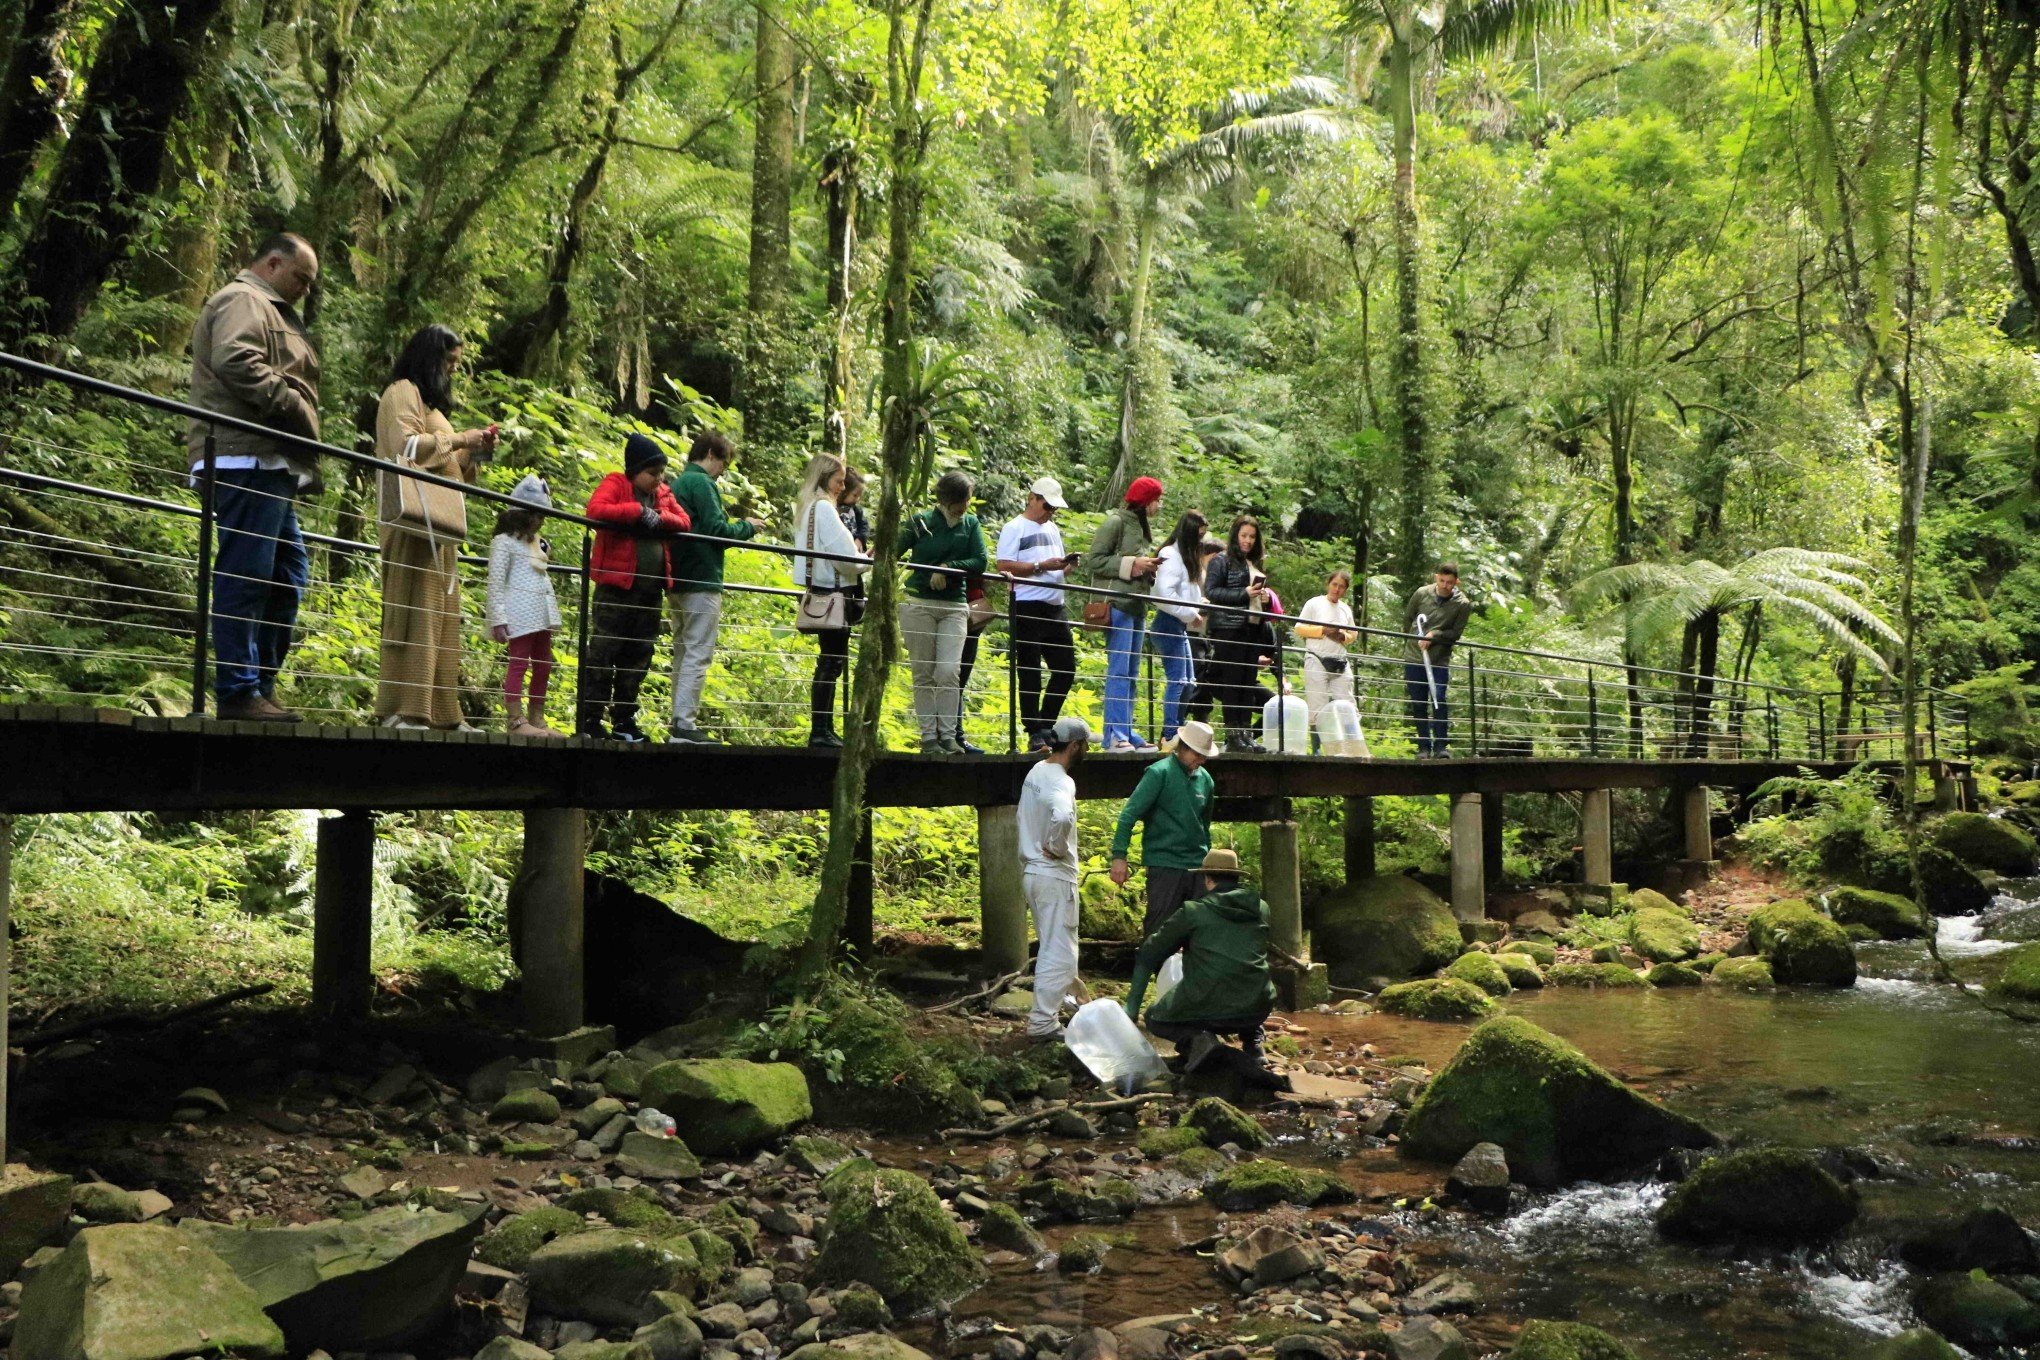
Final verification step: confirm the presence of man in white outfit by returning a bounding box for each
[1016,714,1091,1040]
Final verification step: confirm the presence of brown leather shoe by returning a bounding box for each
[216,694,287,722]
[254,694,302,723]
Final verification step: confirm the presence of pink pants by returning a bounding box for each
[504,630,554,708]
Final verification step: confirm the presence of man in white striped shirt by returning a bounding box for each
[996,476,1081,750]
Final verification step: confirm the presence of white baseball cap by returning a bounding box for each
[1029,476,1068,509]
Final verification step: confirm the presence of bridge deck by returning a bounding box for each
[0,706,1926,817]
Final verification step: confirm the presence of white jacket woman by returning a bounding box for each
[1153,542,1205,628]
[794,454,870,747]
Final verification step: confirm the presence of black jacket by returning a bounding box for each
[1203,555,1262,636]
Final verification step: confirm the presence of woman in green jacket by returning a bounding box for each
[1085,476,1164,749]
[898,469,989,753]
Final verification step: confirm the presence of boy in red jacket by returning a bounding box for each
[577,434,691,740]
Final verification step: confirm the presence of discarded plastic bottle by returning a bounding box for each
[1063,998,1169,1097]
[635,1108,676,1138]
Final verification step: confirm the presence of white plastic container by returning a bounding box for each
[1063,998,1170,1096]
[1317,699,1368,757]
[1153,953,1184,1003]
[1262,692,1309,753]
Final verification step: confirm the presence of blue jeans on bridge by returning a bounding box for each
[1405,660,1449,757]
[1104,607,1149,746]
[210,468,308,703]
[1149,612,1195,740]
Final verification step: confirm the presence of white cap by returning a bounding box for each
[1028,476,1068,509]
[510,473,553,510]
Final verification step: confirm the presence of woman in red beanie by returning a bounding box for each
[1082,476,1164,748]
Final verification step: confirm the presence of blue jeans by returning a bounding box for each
[1104,607,1147,744]
[1405,660,1449,756]
[209,468,308,701]
[1149,613,1195,738]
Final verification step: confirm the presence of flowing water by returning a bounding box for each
[912,888,2040,1357]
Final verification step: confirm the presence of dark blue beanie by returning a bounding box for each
[624,433,668,476]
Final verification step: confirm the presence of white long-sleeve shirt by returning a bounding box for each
[796,498,869,590]
[486,534,563,638]
[1018,759,1078,883]
[1152,543,1204,627]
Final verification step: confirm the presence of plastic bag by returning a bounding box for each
[1064,998,1170,1096]
[1153,953,1184,1004]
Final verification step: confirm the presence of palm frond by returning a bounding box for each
[1438,0,1602,62]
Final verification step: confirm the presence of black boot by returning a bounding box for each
[809,717,843,748]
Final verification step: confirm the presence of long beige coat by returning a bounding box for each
[374,380,473,726]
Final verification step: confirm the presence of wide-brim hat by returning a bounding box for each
[1201,847,1241,874]
[1176,720,1217,758]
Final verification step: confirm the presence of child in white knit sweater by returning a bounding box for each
[486,474,565,737]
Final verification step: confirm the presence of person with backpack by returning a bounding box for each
[373,324,500,730]
[665,430,765,745]
[792,452,868,747]
[898,470,988,754]
[1203,515,1271,752]
[1085,476,1164,750]
[578,435,691,741]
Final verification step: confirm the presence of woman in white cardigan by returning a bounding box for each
[1150,510,1209,742]
[794,453,871,747]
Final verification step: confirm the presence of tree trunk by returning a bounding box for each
[0,0,77,226]
[1387,32,1427,591]
[1687,609,1719,758]
[799,0,934,985]
[1,0,231,349]
[744,0,797,450]
[821,134,861,455]
[1100,182,1159,508]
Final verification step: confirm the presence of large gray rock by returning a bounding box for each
[1388,1317,1470,1360]
[1444,1143,1511,1215]
[527,1229,702,1326]
[1215,1225,1322,1288]
[0,1166,73,1279]
[13,1224,286,1360]
[1913,1271,2040,1350]
[1315,876,1466,985]
[181,1204,483,1350]
[1654,1148,1857,1245]
[637,1059,813,1155]
[786,1338,935,1360]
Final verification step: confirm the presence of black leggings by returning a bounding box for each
[810,628,850,729]
[1208,631,1264,736]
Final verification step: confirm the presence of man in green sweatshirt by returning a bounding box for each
[1123,847,1283,1086]
[1403,562,1472,758]
[666,431,765,744]
[1109,719,1217,934]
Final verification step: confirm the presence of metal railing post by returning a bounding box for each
[1463,649,1476,757]
[1006,586,1019,754]
[190,428,217,716]
[576,530,594,729]
[1928,689,1940,758]
[1587,669,1599,757]
[1816,693,1828,761]
[1274,634,1287,754]
[1145,644,1157,748]
[1767,695,1779,759]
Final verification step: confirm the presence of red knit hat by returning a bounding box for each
[1125,476,1164,507]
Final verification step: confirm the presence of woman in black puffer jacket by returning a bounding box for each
[1203,515,1269,752]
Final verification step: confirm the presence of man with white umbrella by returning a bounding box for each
[1403,563,1470,758]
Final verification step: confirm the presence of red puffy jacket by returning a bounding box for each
[586,473,692,589]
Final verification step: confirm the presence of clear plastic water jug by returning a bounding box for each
[1063,998,1169,1096]
[1153,953,1184,1003]
[1317,699,1367,757]
[1263,692,1309,752]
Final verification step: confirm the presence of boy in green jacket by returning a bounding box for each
[1109,720,1217,933]
[898,469,989,753]
[666,432,764,744]
[1123,847,1284,1086]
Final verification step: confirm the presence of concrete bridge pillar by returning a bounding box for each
[1449,792,1486,922]
[1260,820,1304,959]
[1581,789,1613,887]
[1343,796,1375,881]
[512,808,586,1037]
[1,814,13,1165]
[846,809,874,953]
[1482,794,1506,890]
[1682,786,1714,861]
[978,805,1028,976]
[1932,771,1966,813]
[312,810,376,1023]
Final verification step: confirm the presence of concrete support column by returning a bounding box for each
[514,808,586,1037]
[978,805,1028,976]
[1933,773,1964,814]
[846,809,875,953]
[1343,796,1375,882]
[1449,792,1486,922]
[1482,793,1506,889]
[1260,820,1304,959]
[1581,789,1613,887]
[1,814,12,1166]
[1682,786,1714,861]
[311,810,377,1024]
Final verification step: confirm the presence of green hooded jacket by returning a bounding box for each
[1109,753,1213,869]
[1125,885,1275,1026]
[668,460,756,593]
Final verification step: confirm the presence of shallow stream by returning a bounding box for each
[916,889,2040,1357]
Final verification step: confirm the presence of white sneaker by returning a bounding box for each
[382,714,430,731]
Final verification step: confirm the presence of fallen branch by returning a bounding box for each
[925,967,1030,1015]
[939,1091,1169,1140]
[18,983,276,1050]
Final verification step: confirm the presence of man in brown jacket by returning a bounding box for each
[187,233,322,721]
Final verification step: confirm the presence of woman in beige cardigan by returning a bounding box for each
[374,324,499,729]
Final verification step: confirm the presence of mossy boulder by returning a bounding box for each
[1506,1320,1639,1360]
[814,1168,985,1313]
[1645,962,1705,988]
[1917,847,1993,916]
[1628,888,1681,915]
[1401,1016,1717,1185]
[2005,780,2040,807]
[1912,1271,2040,1349]
[1709,957,1774,989]
[490,1088,562,1124]
[1494,954,1545,989]
[799,997,982,1132]
[1545,963,1645,989]
[1748,901,1856,987]
[1499,938,1557,965]
[1655,1147,1857,1244]
[475,1207,585,1270]
[1691,952,1726,972]
[1630,908,1701,963]
[785,1135,858,1177]
[1137,1125,1206,1159]
[1377,978,1498,1021]
[1018,1175,1139,1223]
[527,1230,703,1326]
[638,1060,812,1155]
[1205,1159,1356,1211]
[1442,952,1514,997]
[12,1224,287,1360]
[1866,1330,1963,1360]
[1183,1098,1269,1150]
[1933,811,2039,874]
[1824,886,1925,940]
[558,1188,681,1237]
[1079,875,1144,943]
[1988,942,2040,1002]
[1514,910,1566,939]
[1315,875,1466,985]
[978,1202,1047,1257]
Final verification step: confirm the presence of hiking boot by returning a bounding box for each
[253,694,302,723]
[1181,1031,1223,1073]
[216,694,292,723]
[938,736,967,755]
[808,726,844,749]
[666,725,709,745]
[956,738,986,755]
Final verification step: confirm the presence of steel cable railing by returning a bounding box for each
[0,350,1968,760]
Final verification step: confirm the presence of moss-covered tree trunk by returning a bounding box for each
[1386,26,1428,592]
[744,0,798,452]
[0,0,78,227]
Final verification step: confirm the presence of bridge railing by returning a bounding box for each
[0,352,1966,761]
